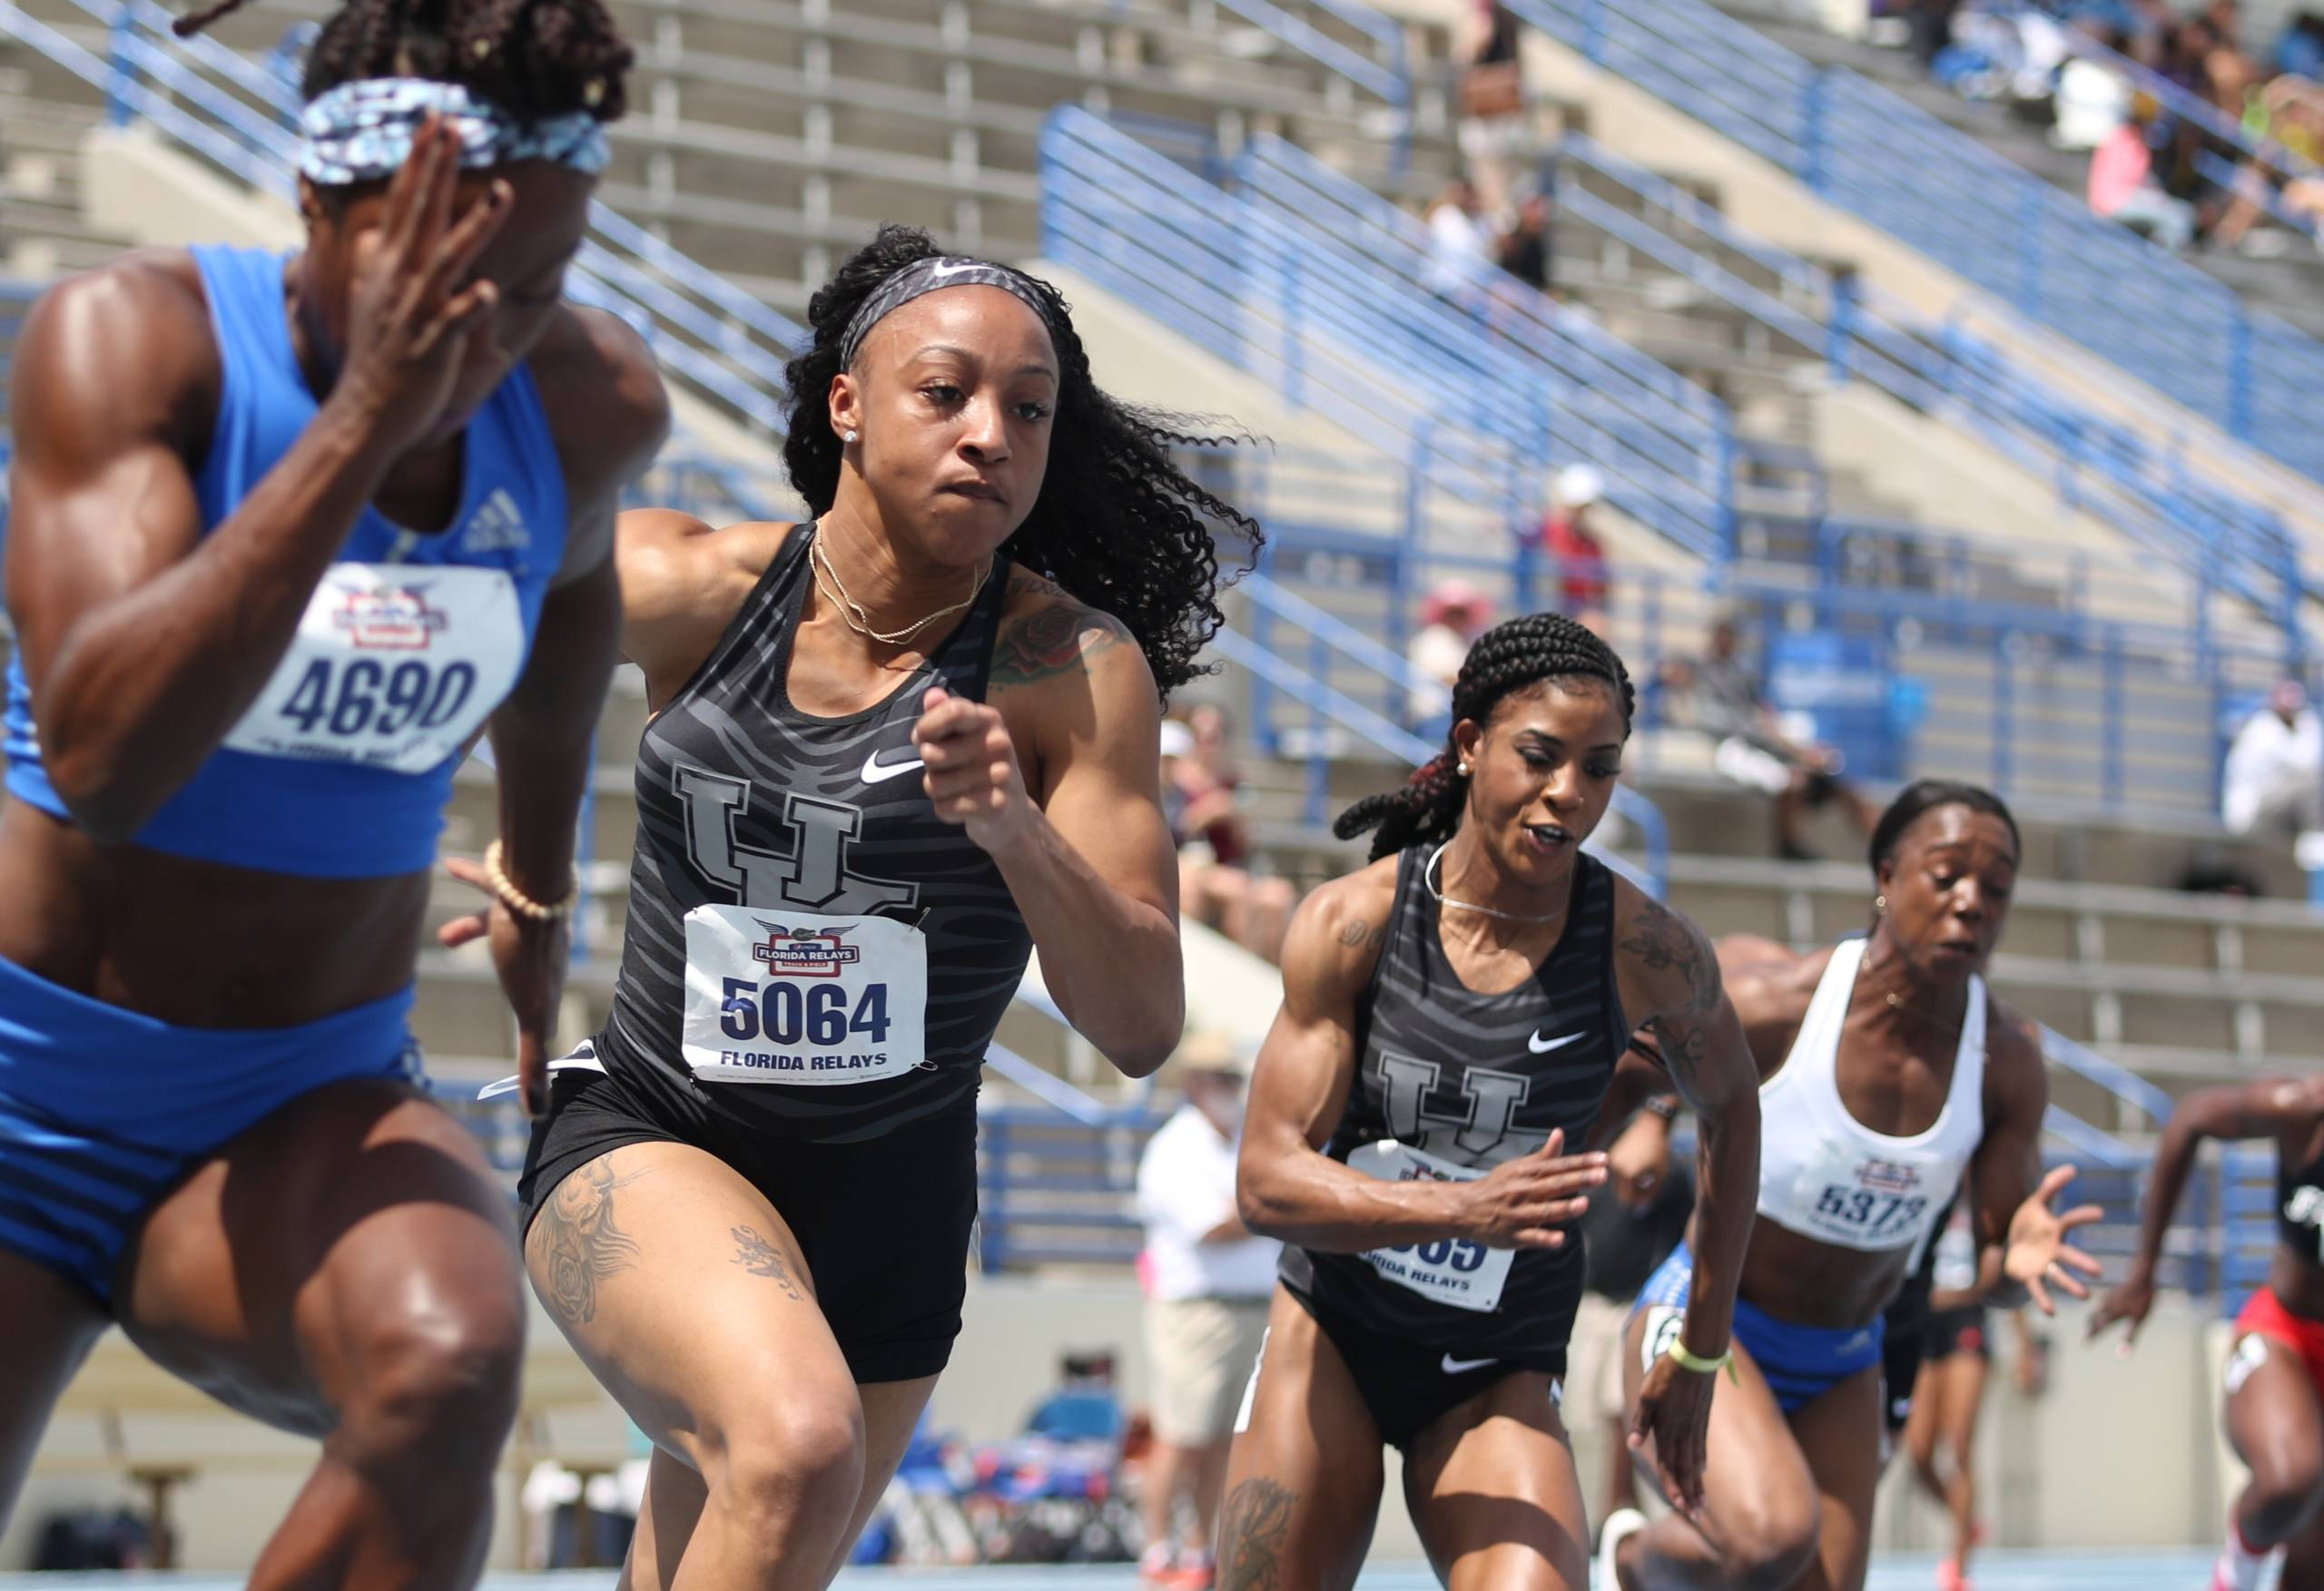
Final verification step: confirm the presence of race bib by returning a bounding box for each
[1787,1138,1941,1252]
[1345,1141,1513,1313]
[682,902,927,1085]
[224,564,525,773]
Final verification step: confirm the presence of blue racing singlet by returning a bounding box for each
[2,246,568,877]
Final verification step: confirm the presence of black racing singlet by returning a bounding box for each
[2280,1135,2324,1260]
[1281,845,1628,1357]
[595,523,1033,1143]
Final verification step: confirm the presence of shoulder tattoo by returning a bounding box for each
[990,599,1134,689]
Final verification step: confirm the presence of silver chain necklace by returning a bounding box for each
[811,532,989,647]
[1424,844,1568,924]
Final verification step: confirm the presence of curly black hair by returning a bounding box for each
[172,0,633,124]
[1334,612,1635,862]
[783,225,1258,698]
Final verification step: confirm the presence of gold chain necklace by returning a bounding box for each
[811,533,989,648]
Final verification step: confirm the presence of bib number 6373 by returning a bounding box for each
[717,977,892,1046]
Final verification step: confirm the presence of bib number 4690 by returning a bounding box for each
[718,977,891,1046]
[280,658,477,739]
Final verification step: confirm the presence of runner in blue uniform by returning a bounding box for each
[0,2,665,1582]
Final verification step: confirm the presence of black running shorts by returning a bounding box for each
[1281,1272,1567,1450]
[518,1057,979,1383]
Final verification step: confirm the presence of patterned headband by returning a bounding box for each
[299,77,611,187]
[838,256,1056,369]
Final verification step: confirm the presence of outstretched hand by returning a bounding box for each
[2005,1164,2107,1314]
[1456,1128,1608,1249]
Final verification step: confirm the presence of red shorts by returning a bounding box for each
[2234,1287,2324,1394]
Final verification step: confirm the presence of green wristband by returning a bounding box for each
[1666,1340,1740,1384]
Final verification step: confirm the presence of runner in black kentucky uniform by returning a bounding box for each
[511,227,1256,1588]
[1225,614,1762,1591]
[1274,841,1631,1413]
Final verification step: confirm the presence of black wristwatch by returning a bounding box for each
[1642,1096,1680,1125]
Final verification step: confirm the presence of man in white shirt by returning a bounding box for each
[2223,679,2323,845]
[1135,1034,1280,1589]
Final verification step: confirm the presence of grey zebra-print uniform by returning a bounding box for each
[594,521,1032,1144]
[1280,844,1627,1359]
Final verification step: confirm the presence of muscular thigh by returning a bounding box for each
[2225,1333,2324,1497]
[115,1079,521,1436]
[0,1252,106,1525]
[1216,1288,1384,1591]
[1789,1364,1885,1591]
[525,1139,852,1468]
[1403,1374,1589,1591]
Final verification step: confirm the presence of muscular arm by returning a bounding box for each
[1236,876,1477,1250]
[486,313,668,898]
[1966,1008,2053,1310]
[1614,888,1762,1362]
[2127,1077,2324,1285]
[984,588,1182,1076]
[5,261,401,841]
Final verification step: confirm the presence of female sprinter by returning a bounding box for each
[509,225,1255,1587]
[0,0,667,1582]
[1221,613,1765,1591]
[2092,1075,2324,1591]
[1605,780,2104,1591]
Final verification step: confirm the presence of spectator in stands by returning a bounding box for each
[2279,9,2324,78]
[2088,93,2200,248]
[1457,1,1529,218]
[1406,578,1494,733]
[2222,677,2323,843]
[1134,1035,1278,1590]
[1566,1101,1694,1543]
[2052,24,2133,149]
[1540,463,1612,633]
[1497,188,1557,297]
[1662,612,1878,859]
[1425,178,1497,305]
[1163,713,1295,962]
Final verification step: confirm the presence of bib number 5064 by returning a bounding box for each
[718,977,891,1046]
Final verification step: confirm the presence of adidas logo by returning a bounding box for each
[461,488,530,556]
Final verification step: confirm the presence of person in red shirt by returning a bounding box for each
[1540,465,1610,633]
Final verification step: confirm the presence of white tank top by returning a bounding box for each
[1756,938,1987,1271]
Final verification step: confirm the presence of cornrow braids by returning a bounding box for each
[784,224,1260,698]
[174,0,633,124]
[1335,611,1635,862]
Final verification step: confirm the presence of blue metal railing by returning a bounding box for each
[1506,0,2324,489]
[6,0,806,437]
[1552,133,2313,643]
[1039,106,1742,561]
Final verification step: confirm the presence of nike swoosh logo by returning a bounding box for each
[1441,1354,1498,1375]
[861,750,926,785]
[928,260,982,280]
[1528,1031,1585,1054]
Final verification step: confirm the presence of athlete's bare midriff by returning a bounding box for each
[1738,1217,1916,1329]
[0,798,428,1028]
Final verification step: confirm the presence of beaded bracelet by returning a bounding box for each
[483,840,581,923]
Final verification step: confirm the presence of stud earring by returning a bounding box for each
[1875,894,1887,912]
[1456,760,1471,777]
[843,428,859,444]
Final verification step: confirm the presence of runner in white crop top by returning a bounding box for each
[1600,781,2106,1591]
[1753,935,1987,1276]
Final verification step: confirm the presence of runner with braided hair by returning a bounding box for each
[1221,612,1761,1590]
[0,0,664,1580]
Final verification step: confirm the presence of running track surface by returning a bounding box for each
[0,1553,2230,1588]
